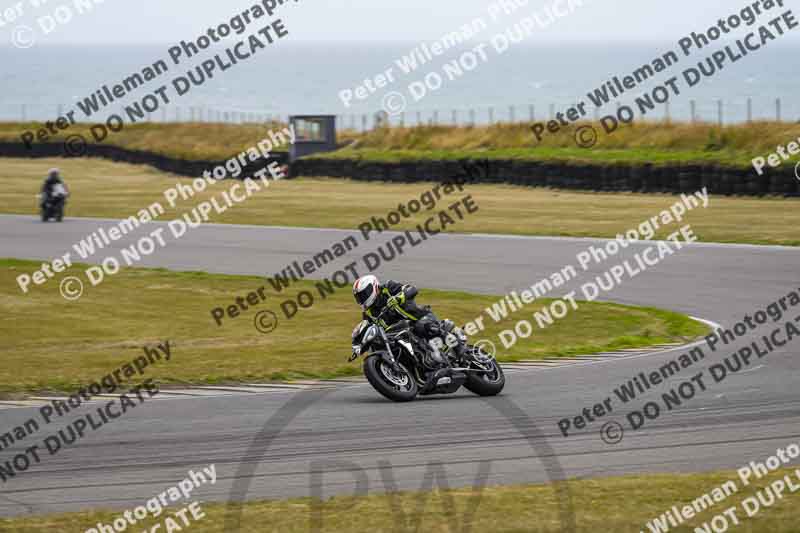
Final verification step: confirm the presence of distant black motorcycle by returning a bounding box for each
[349,308,505,402]
[39,184,68,222]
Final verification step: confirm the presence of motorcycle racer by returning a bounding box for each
[352,275,448,343]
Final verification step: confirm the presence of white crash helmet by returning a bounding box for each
[353,275,380,310]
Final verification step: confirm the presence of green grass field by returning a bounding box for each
[2,158,799,245]
[0,258,706,395]
[1,122,287,161]
[323,120,800,168]
[3,120,799,168]
[2,466,797,532]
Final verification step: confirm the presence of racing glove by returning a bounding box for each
[387,292,406,309]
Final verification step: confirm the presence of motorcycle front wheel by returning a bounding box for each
[363,356,418,402]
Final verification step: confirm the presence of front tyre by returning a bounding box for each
[464,358,505,396]
[363,356,418,402]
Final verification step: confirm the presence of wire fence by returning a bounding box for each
[2,97,798,132]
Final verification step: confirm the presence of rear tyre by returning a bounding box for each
[464,358,505,396]
[363,356,418,402]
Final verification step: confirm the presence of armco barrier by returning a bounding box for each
[291,157,800,196]
[2,142,798,196]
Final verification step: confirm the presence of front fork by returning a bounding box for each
[379,331,402,373]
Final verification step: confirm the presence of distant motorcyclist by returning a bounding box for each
[352,275,453,349]
[40,168,69,222]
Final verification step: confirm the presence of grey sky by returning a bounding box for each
[5,0,799,44]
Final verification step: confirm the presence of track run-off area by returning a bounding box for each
[1,214,799,518]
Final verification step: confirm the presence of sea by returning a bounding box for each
[1,42,798,126]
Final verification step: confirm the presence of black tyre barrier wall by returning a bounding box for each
[0,142,288,179]
[292,157,800,196]
[2,142,798,196]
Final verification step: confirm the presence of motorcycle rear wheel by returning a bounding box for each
[363,356,418,402]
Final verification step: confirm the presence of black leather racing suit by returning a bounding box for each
[41,175,67,206]
[362,280,442,340]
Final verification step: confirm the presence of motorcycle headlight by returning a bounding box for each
[363,325,378,345]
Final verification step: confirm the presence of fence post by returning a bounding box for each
[690,100,696,123]
[717,99,723,126]
[509,105,515,123]
[776,98,781,121]
[416,111,422,126]
[747,98,752,123]
[529,104,534,121]
[399,112,404,127]
[433,110,438,125]
[362,114,367,132]
[665,101,670,123]
[469,109,475,126]
[452,109,457,125]
[488,106,494,125]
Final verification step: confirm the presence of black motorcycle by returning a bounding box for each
[349,308,505,402]
[39,186,68,222]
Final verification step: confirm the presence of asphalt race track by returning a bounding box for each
[1,214,800,520]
